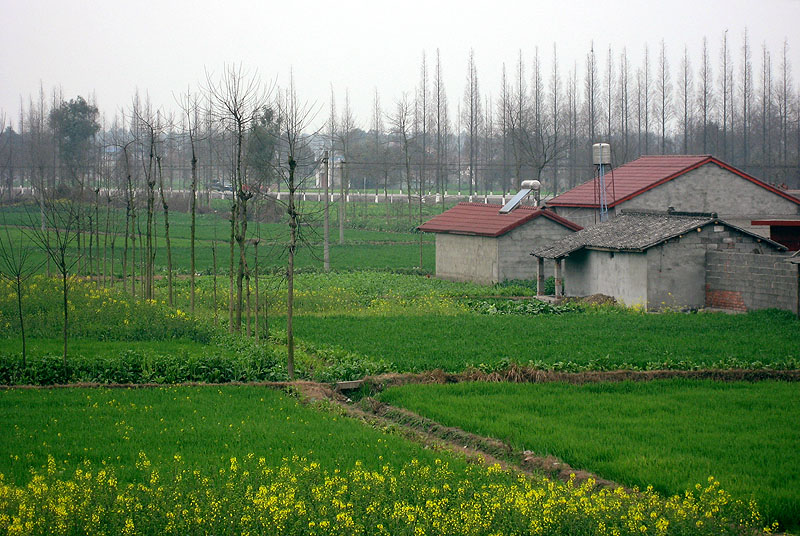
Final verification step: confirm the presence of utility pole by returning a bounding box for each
[322,150,330,271]
[339,158,346,244]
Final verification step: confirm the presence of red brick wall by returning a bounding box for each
[704,288,747,311]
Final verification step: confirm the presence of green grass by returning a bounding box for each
[1,386,763,536]
[287,309,800,372]
[0,204,435,275]
[378,379,800,530]
[0,385,464,486]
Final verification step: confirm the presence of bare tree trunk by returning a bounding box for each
[228,204,235,332]
[322,151,330,271]
[190,135,198,314]
[157,155,173,305]
[212,241,218,326]
[61,271,68,371]
[245,270,251,337]
[15,276,26,366]
[254,240,259,340]
[339,160,345,244]
[130,208,136,298]
[287,156,297,380]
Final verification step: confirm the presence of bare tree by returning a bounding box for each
[566,61,579,187]
[551,44,563,194]
[155,111,175,305]
[417,51,429,268]
[433,49,448,206]
[640,44,651,154]
[511,50,527,188]
[654,40,672,154]
[275,75,319,380]
[498,64,512,195]
[618,47,631,161]
[338,91,355,240]
[741,28,753,169]
[759,43,773,178]
[585,43,598,144]
[678,45,694,154]
[370,89,391,223]
[777,39,793,181]
[206,64,271,333]
[698,37,714,154]
[604,45,614,142]
[27,195,81,371]
[510,47,563,184]
[178,89,202,314]
[327,87,337,258]
[389,94,414,221]
[0,218,43,365]
[721,30,731,159]
[463,49,482,194]
[133,96,161,301]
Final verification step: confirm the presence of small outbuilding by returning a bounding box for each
[531,210,787,310]
[547,155,800,233]
[419,203,582,284]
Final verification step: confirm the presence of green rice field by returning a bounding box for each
[378,379,800,529]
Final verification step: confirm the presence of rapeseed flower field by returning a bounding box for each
[0,456,768,535]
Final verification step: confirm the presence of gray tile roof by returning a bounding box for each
[531,211,785,259]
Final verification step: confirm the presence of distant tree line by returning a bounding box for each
[1,33,798,206]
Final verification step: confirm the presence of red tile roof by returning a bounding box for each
[418,203,582,237]
[547,155,800,208]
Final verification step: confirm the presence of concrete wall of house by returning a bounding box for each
[497,218,575,281]
[563,224,780,310]
[435,234,499,284]
[646,224,779,310]
[706,252,798,314]
[548,206,600,229]
[619,164,800,235]
[564,249,649,306]
[645,234,709,310]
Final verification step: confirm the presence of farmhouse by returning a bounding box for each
[531,210,788,311]
[546,155,800,233]
[419,203,581,285]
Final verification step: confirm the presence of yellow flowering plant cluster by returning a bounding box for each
[0,276,210,342]
[0,455,767,536]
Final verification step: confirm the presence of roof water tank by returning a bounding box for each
[592,143,611,165]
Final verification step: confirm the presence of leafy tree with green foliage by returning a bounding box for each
[48,96,99,186]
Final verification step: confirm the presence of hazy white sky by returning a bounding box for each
[1,0,799,130]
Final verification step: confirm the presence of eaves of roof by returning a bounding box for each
[418,203,582,237]
[531,212,787,260]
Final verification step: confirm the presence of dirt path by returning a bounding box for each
[361,367,800,391]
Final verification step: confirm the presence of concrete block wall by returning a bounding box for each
[645,224,775,310]
[705,251,798,314]
[435,234,499,284]
[498,217,574,281]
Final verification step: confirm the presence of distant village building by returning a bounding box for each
[531,211,788,311]
[546,155,800,235]
[419,203,581,284]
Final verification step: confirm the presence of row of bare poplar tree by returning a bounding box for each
[0,66,315,378]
